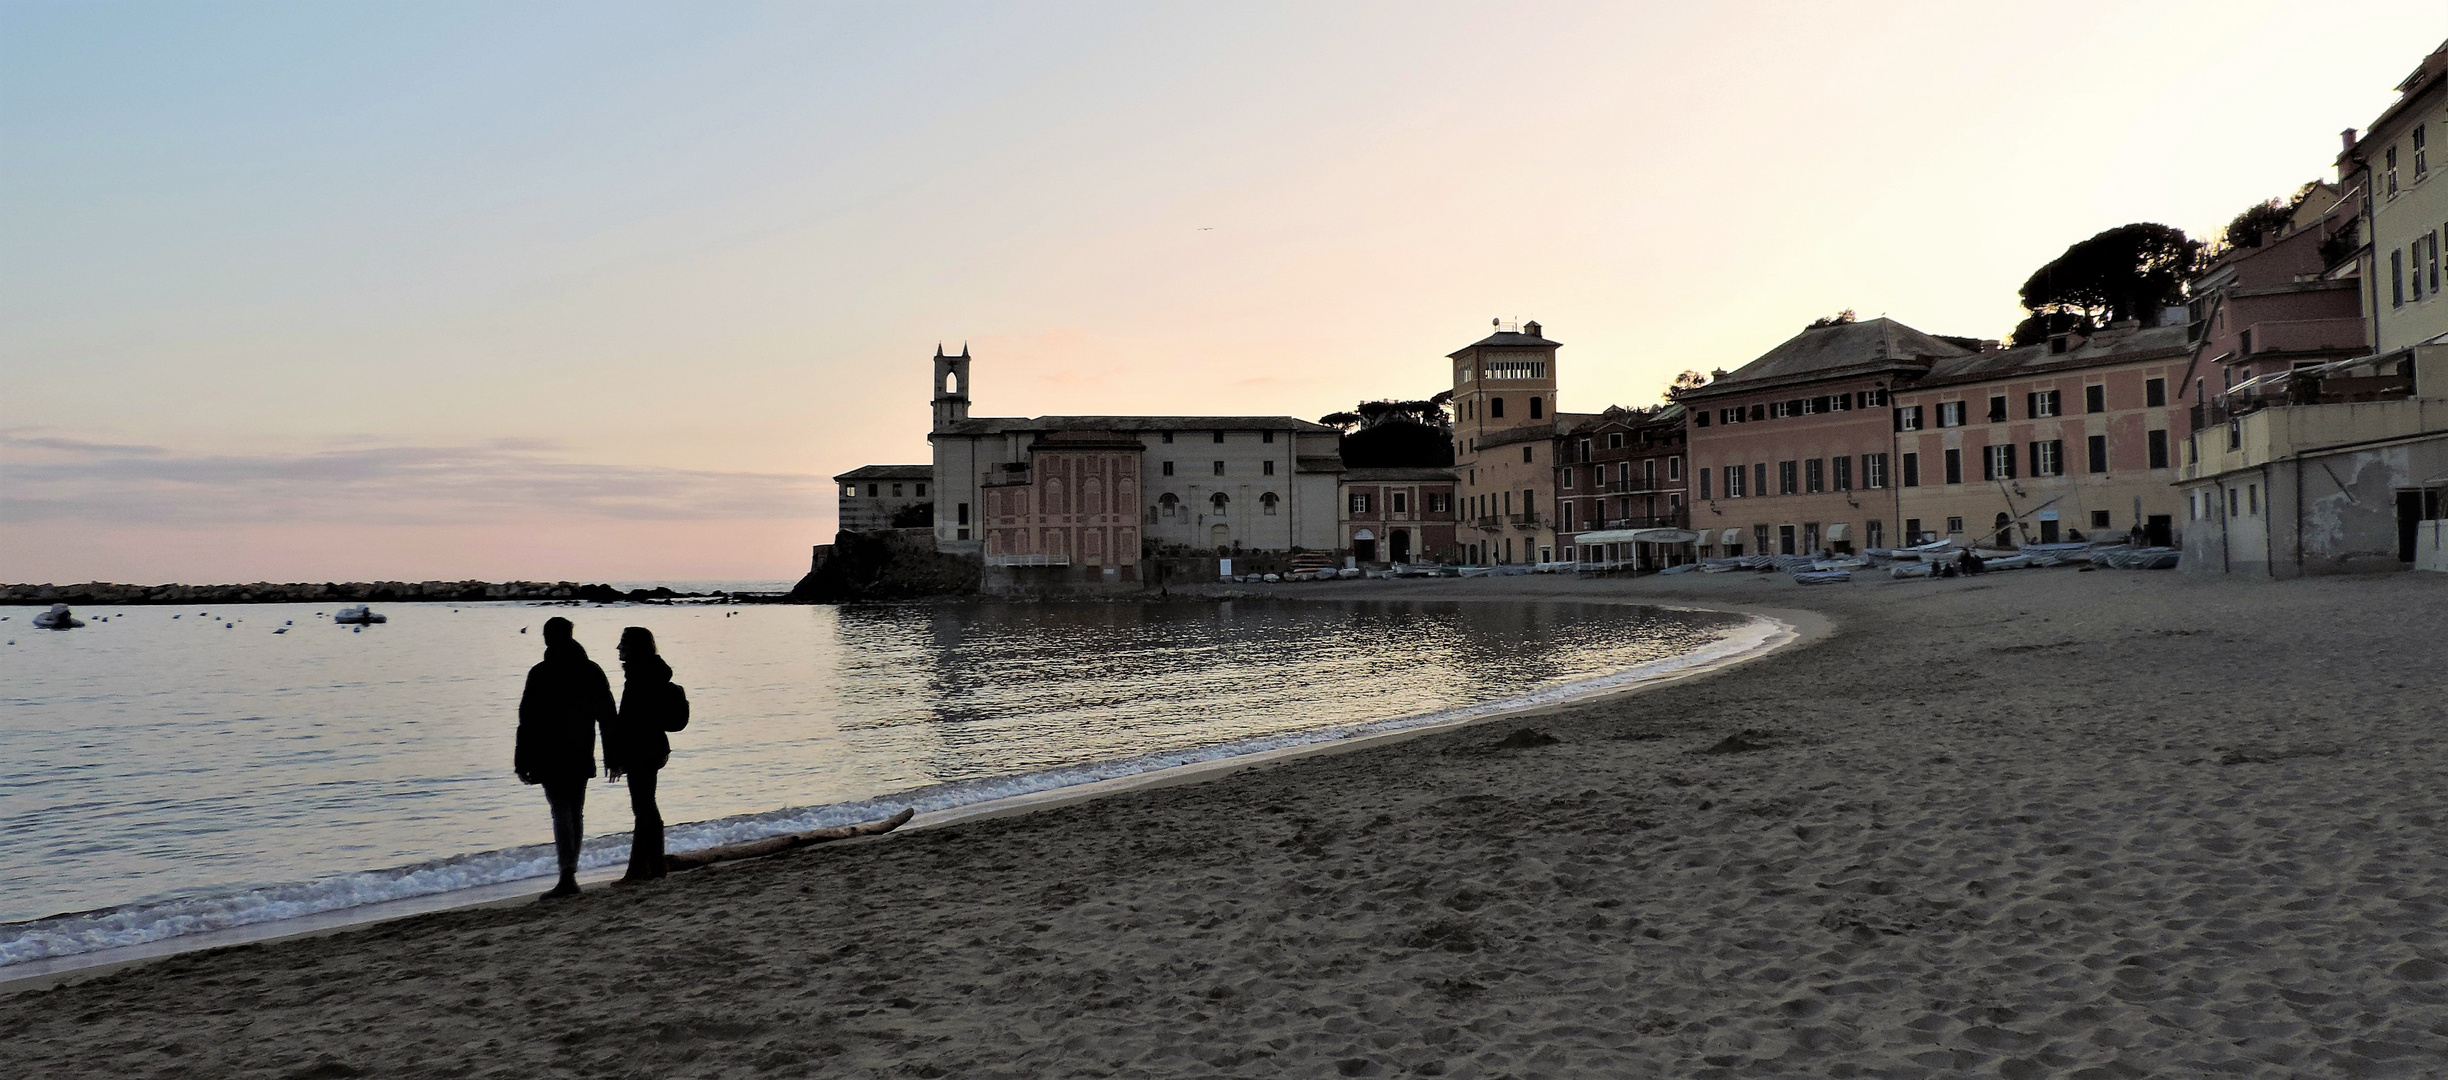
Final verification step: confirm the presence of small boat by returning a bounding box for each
[32,604,84,630]
[333,605,387,625]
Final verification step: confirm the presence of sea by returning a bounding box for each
[0,594,1764,971]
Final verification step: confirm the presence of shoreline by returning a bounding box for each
[0,595,1810,994]
[8,569,2443,1077]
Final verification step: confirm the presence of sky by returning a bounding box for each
[3,1,2438,584]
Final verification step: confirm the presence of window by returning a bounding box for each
[1162,432,1174,443]
[1778,460,1798,495]
[842,484,857,497]
[1938,401,1966,427]
[1694,411,1709,427]
[1213,431,1225,443]
[1522,445,1534,463]
[1833,456,1852,491]
[1804,458,1824,493]
[1162,460,1175,476]
[1158,493,1180,517]
[1561,468,1575,490]
[1428,493,1450,513]
[1560,501,1574,529]
[957,502,970,525]
[2388,145,2400,197]
[868,483,880,497]
[1262,431,1274,444]
[1608,432,1624,449]
[1210,492,1229,515]
[1866,520,1883,549]
[1213,461,1226,476]
[2031,439,2062,477]
[1983,444,2016,480]
[1724,465,1745,498]
[1490,397,1505,418]
[1263,460,1276,476]
[916,483,928,497]
[2431,231,2442,295]
[1754,462,1768,498]
[2416,244,2428,302]
[1643,459,1657,487]
[1529,397,1544,419]
[1769,400,1791,419]
[1896,405,1923,431]
[1668,456,1682,481]
[1943,448,1963,485]
[1349,493,1372,514]
[1987,395,2008,423]
[1392,492,1408,513]
[2084,385,2105,413]
[2248,484,2258,515]
[1699,469,1712,500]
[2091,510,2111,529]
[1901,452,1919,487]
[1830,393,1851,411]
[2394,249,2407,308]
[1860,388,1888,408]
[1262,492,1279,515]
[1749,404,1766,422]
[1946,516,1964,534]
[2147,429,2169,469]
[2087,434,2108,474]
[1905,517,1922,541]
[1753,525,1771,553]
[2145,378,2167,407]
[2029,390,2060,418]
[891,483,904,497]
[2418,125,2430,180]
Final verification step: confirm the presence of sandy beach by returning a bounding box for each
[5,569,2446,1078]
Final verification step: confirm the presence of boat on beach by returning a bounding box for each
[332,606,387,625]
[32,604,84,630]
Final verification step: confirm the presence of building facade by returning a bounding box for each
[1553,404,1691,567]
[1678,319,1960,557]
[833,464,932,533]
[1449,322,1563,565]
[1892,323,2193,549]
[1337,468,1459,564]
[2345,40,2448,355]
[2182,184,2367,419]
[926,347,1344,562]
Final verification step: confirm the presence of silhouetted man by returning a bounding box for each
[515,616,616,899]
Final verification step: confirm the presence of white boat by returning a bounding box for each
[332,605,387,625]
[32,604,84,630]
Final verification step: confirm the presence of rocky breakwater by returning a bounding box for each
[0,581,719,605]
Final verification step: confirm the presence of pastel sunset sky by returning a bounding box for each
[3,1,2436,583]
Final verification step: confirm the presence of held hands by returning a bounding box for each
[517,769,537,785]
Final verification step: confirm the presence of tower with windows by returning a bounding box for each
[1448,320,1562,564]
[932,343,971,433]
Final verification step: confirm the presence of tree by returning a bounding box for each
[1664,370,1708,402]
[1807,309,1857,330]
[1321,396,1451,433]
[2221,199,2294,250]
[2012,223,2201,345]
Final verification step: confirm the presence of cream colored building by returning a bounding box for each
[923,346,1344,558]
[2347,40,2448,354]
[1891,323,2193,548]
[1449,322,1564,565]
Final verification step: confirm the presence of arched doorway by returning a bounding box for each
[1390,530,1412,563]
[1210,524,1230,551]
[1993,512,2014,549]
[1353,528,1376,563]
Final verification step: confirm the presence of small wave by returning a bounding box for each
[0,613,1782,968]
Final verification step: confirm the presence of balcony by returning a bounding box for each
[2242,317,2367,357]
[1510,511,1541,531]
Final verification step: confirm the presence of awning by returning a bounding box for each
[1573,528,1698,545]
[1721,528,1743,545]
[1352,529,1374,540]
[1826,523,1848,542]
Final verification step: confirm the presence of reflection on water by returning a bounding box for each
[0,598,1739,933]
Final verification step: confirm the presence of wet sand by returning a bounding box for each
[5,569,2446,1078]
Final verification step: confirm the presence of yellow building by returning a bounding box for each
[1449,322,1563,565]
[1891,322,2192,548]
[2346,39,2448,354]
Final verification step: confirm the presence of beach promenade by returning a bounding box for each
[5,570,2444,1077]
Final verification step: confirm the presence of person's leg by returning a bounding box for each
[544,778,585,897]
[624,768,665,879]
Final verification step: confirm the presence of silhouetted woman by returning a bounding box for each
[607,626,677,881]
[515,616,616,899]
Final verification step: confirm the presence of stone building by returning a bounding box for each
[1553,404,1692,569]
[1678,318,1959,557]
[833,464,931,533]
[1450,322,1564,565]
[1892,322,2193,549]
[1338,467,1458,564]
[924,346,1344,569]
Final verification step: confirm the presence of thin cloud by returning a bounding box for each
[0,434,831,526]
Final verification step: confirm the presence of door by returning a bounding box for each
[1778,525,1797,555]
[1994,512,2014,548]
[2402,491,2425,562]
[2145,514,2173,548]
[1354,537,1377,563]
[1390,530,1412,563]
[2040,518,2060,543]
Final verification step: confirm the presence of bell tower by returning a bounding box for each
[932,343,971,432]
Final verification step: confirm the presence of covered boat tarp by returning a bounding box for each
[1791,569,1853,585]
[2091,546,2181,570]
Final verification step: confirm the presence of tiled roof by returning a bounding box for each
[933,415,1339,437]
[1679,318,1972,399]
[832,464,931,481]
[1908,324,2193,389]
[1446,330,1560,358]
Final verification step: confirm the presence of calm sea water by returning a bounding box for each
[0,598,1753,965]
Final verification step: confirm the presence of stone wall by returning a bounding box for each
[788,529,981,603]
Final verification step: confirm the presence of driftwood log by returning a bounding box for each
[662,808,916,873]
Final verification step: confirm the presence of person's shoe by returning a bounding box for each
[540,880,582,900]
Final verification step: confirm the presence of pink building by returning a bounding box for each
[978,430,1144,584]
[1338,468,1458,564]
[2181,186,2369,429]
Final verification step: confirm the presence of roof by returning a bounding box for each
[1340,467,1457,482]
[1905,324,2194,391]
[1476,423,1559,450]
[1297,455,1347,474]
[833,464,931,482]
[1446,330,1560,358]
[931,415,1338,438]
[1678,318,1973,400]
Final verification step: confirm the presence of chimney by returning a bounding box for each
[2341,128,2358,158]
[1523,320,1542,339]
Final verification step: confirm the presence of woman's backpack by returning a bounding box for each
[661,683,691,732]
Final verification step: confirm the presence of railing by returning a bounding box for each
[1595,513,1689,530]
[1510,511,1541,530]
[984,554,1070,567]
